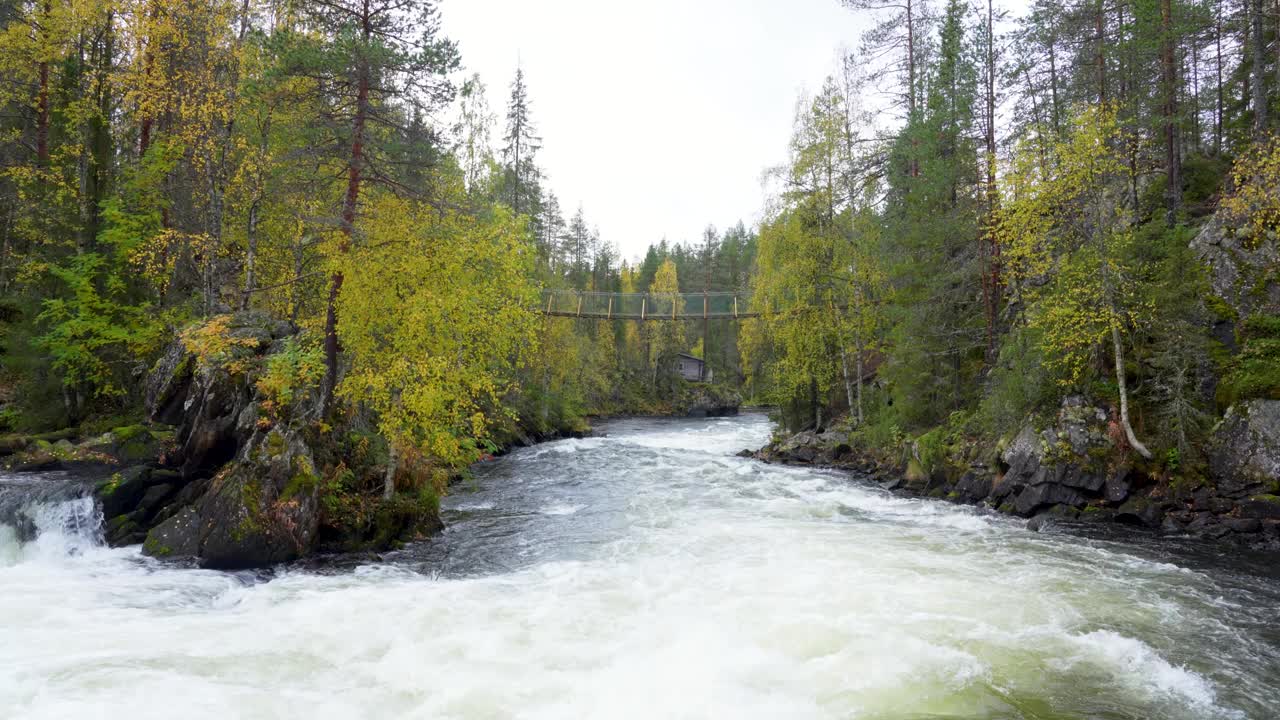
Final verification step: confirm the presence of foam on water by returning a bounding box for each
[1,414,1277,719]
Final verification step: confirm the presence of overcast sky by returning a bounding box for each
[440,0,871,262]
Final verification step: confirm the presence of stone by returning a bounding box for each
[1186,512,1216,533]
[1105,472,1132,504]
[98,466,155,520]
[144,426,322,569]
[1207,497,1236,514]
[953,472,993,504]
[1116,497,1165,528]
[1208,400,1280,498]
[1189,213,1280,320]
[1027,514,1051,532]
[1239,497,1280,520]
[1013,482,1086,517]
[1224,518,1262,534]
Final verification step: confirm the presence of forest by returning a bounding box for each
[745,0,1280,484]
[1,0,1278,508]
[0,0,755,490]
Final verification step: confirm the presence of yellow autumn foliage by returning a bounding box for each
[336,191,539,469]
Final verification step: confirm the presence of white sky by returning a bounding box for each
[440,0,870,262]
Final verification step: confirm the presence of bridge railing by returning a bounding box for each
[539,290,755,319]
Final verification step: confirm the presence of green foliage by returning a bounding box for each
[256,338,324,409]
[1219,315,1280,404]
[35,253,168,407]
[978,328,1053,436]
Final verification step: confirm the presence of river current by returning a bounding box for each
[2,414,1279,719]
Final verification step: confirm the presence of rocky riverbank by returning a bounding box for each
[753,396,1280,550]
[0,310,738,570]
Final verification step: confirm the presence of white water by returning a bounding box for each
[2,415,1279,719]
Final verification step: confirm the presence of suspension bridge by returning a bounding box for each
[539,290,760,320]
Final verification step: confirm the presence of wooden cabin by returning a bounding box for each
[675,353,712,382]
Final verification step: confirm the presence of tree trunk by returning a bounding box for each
[840,342,855,418]
[983,0,999,359]
[906,0,916,114]
[1112,324,1151,459]
[855,347,865,426]
[324,17,371,411]
[1215,5,1224,155]
[36,1,50,166]
[1161,0,1182,221]
[382,441,397,500]
[1096,0,1108,103]
[1252,0,1268,132]
[1048,39,1062,135]
[242,114,271,310]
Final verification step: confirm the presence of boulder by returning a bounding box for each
[143,426,321,569]
[1224,517,1262,534]
[953,472,993,504]
[1105,470,1131,504]
[1014,482,1087,517]
[1239,496,1280,520]
[1208,400,1280,498]
[1116,497,1166,528]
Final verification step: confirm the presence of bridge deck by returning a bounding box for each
[539,290,760,320]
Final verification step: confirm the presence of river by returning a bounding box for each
[2,414,1279,719]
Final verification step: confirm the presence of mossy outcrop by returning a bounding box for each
[86,310,446,569]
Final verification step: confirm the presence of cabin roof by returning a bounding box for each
[675,353,704,363]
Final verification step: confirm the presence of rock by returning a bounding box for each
[1013,482,1087,517]
[735,449,753,458]
[78,425,170,465]
[1186,512,1217,533]
[0,429,76,457]
[1239,496,1280,520]
[678,383,742,418]
[1027,514,1051,532]
[1105,471,1132,504]
[1208,400,1280,498]
[1049,464,1105,493]
[145,340,195,427]
[1189,213,1280,319]
[97,466,155,520]
[1224,517,1262,534]
[1116,497,1165,528]
[1208,497,1236,514]
[136,483,175,517]
[1191,487,1213,511]
[1001,426,1042,481]
[953,472,993,504]
[144,426,322,569]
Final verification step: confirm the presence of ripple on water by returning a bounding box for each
[1,413,1278,719]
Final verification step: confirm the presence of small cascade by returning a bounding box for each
[0,472,104,563]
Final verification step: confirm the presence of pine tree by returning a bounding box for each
[501,66,542,217]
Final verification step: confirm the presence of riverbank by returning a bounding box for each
[752,398,1280,552]
[0,312,747,571]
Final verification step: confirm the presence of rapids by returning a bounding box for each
[2,414,1279,719]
